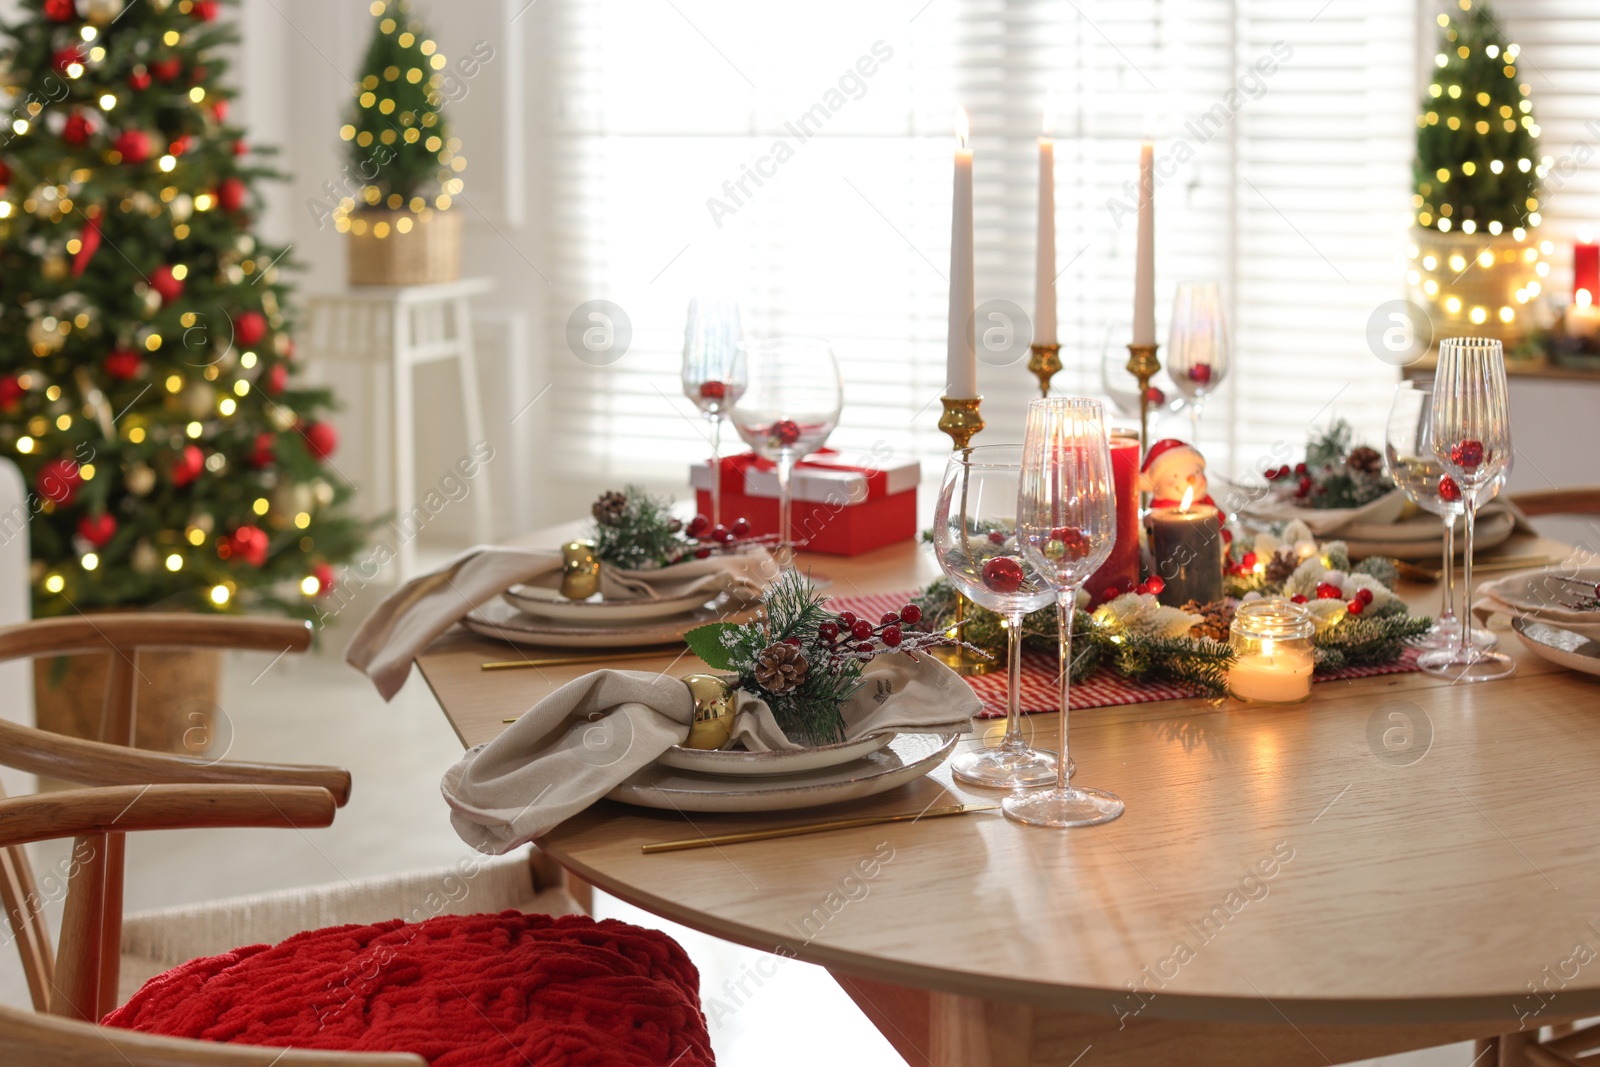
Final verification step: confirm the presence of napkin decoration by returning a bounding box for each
[1474,567,1600,640]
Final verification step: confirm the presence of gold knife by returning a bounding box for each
[482,649,675,671]
[1396,555,1551,582]
[641,802,999,854]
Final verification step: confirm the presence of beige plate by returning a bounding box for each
[1231,484,1408,536]
[1513,617,1600,679]
[1341,507,1513,560]
[656,732,896,777]
[463,596,759,650]
[607,731,959,813]
[502,583,714,623]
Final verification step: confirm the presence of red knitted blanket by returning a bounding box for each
[102,910,715,1066]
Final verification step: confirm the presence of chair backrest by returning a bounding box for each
[0,458,34,805]
[1509,487,1600,518]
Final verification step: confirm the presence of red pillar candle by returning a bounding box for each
[1088,431,1141,597]
[1575,239,1599,303]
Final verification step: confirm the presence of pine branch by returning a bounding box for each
[1313,613,1433,671]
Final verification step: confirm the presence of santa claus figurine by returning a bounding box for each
[1139,438,1229,539]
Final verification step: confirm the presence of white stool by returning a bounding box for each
[303,278,493,580]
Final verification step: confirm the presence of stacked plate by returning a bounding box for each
[608,730,961,814]
[1492,567,1600,679]
[1229,481,1517,561]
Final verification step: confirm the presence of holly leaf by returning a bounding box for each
[685,623,739,671]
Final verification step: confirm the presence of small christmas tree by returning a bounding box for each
[337,0,464,219]
[1414,0,1542,237]
[0,0,366,619]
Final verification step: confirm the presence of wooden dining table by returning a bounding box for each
[414,526,1600,1066]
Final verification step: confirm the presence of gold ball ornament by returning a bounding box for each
[85,0,124,24]
[272,481,313,519]
[27,318,63,353]
[169,193,193,223]
[681,674,736,750]
[559,539,600,600]
[184,381,216,419]
[131,540,159,573]
[124,463,156,495]
[311,478,335,506]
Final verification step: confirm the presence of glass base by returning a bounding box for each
[951,745,1069,789]
[1417,646,1516,682]
[1003,785,1124,828]
[1419,617,1496,652]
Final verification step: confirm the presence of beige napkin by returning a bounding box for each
[1473,567,1600,640]
[346,545,773,700]
[440,653,980,854]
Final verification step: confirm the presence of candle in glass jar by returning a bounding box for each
[1148,486,1222,606]
[1229,638,1314,704]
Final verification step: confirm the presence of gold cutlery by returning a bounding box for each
[481,649,676,672]
[1395,555,1552,582]
[640,802,999,854]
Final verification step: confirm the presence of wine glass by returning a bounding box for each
[1100,319,1181,423]
[730,337,842,565]
[1383,381,1496,652]
[1167,282,1230,447]
[681,298,746,527]
[1423,337,1515,681]
[933,445,1061,789]
[1009,397,1123,829]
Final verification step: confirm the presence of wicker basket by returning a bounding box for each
[346,207,462,287]
[33,649,221,756]
[1406,225,1543,346]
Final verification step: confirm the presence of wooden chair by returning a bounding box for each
[0,613,583,1064]
[1509,487,1600,518]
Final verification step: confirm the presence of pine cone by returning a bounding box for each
[1183,599,1235,642]
[1345,446,1382,474]
[753,642,808,694]
[1264,549,1299,586]
[591,490,627,526]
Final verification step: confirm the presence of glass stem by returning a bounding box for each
[1189,398,1204,448]
[1458,497,1478,659]
[1001,612,1026,752]
[1056,590,1075,792]
[776,453,795,567]
[708,414,723,528]
[1439,513,1456,623]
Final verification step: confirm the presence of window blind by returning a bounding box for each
[545,0,1420,495]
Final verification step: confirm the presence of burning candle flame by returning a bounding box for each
[955,106,969,150]
[1179,485,1195,513]
[1042,95,1055,136]
[1579,288,1594,309]
[1261,637,1276,659]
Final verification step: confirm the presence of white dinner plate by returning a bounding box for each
[1231,484,1408,536]
[607,731,959,813]
[463,596,760,650]
[503,583,714,623]
[1340,507,1514,560]
[1512,617,1600,679]
[655,732,896,777]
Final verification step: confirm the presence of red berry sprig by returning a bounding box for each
[813,603,925,657]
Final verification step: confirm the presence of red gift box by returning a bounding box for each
[691,450,920,556]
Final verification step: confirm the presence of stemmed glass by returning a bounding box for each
[1383,381,1496,651]
[1167,282,1230,447]
[1100,319,1181,423]
[730,337,842,565]
[1009,397,1123,828]
[1423,337,1515,681]
[933,445,1061,789]
[681,298,746,528]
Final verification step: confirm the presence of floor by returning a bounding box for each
[0,600,1475,1066]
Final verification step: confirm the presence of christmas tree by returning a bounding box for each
[0,0,366,619]
[1414,0,1542,238]
[335,0,465,222]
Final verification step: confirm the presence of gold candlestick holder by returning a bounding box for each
[1026,343,1061,398]
[1125,342,1161,458]
[932,395,997,676]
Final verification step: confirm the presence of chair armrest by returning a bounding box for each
[0,719,353,806]
[0,614,312,661]
[0,785,336,850]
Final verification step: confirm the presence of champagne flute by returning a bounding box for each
[681,298,746,528]
[1383,381,1496,651]
[1422,337,1515,681]
[730,337,843,565]
[1008,397,1122,828]
[934,445,1061,789]
[1167,282,1230,447]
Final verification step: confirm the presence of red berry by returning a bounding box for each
[698,380,726,400]
[1315,582,1343,600]
[1437,474,1461,503]
[1290,594,1308,604]
[1294,462,1307,475]
[730,517,750,537]
[1144,575,1165,595]
[880,611,901,625]
[709,523,728,544]
[1295,476,1313,497]
[694,547,711,559]
[1356,588,1375,605]
[784,636,801,647]
[1100,585,1121,602]
[687,514,710,537]
[1450,439,1485,471]
[851,620,873,640]
[900,604,922,624]
[982,556,1025,594]
[817,622,838,641]
[1264,466,1282,481]
[1240,552,1258,568]
[857,641,875,653]
[881,626,903,647]
[1145,386,1166,405]
[837,612,857,628]
[1346,598,1365,615]
[1188,364,1213,385]
[769,419,802,447]
[988,530,1005,544]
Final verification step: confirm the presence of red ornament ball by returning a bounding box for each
[210,99,229,122]
[1240,551,1258,569]
[104,349,142,380]
[302,421,338,461]
[234,310,267,346]
[1144,575,1165,595]
[170,445,204,487]
[77,513,117,548]
[698,380,726,401]
[227,525,269,567]
[0,375,24,410]
[36,459,82,506]
[44,0,75,21]
[1144,386,1166,406]
[249,432,275,468]
[217,176,247,213]
[0,159,10,190]
[52,46,83,74]
[113,129,152,163]
[1437,474,1462,503]
[265,363,288,395]
[1188,364,1213,385]
[168,135,190,157]
[1356,588,1375,605]
[232,138,248,157]
[1450,439,1485,471]
[312,562,336,597]
[1346,598,1365,616]
[192,0,219,19]
[127,67,151,91]
[149,264,183,304]
[151,57,182,83]
[61,112,94,146]
[768,419,801,447]
[1290,594,1308,604]
[982,555,1025,594]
